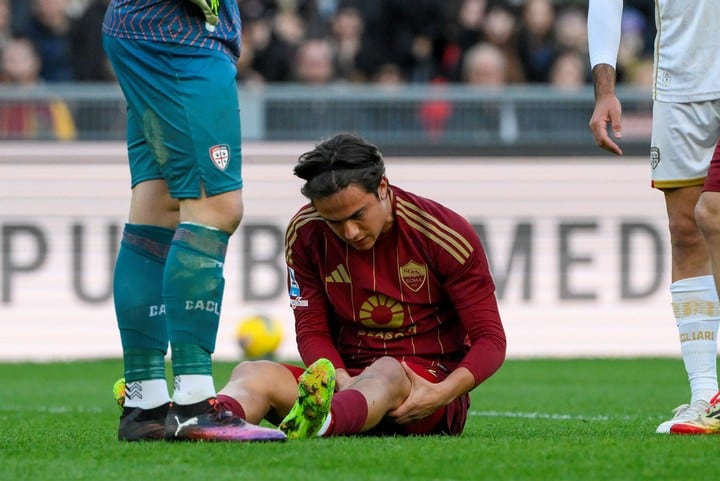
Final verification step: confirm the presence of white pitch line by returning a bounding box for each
[0,406,104,414]
[469,410,641,422]
[1,406,656,422]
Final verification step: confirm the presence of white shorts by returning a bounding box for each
[650,100,720,190]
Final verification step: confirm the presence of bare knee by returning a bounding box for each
[228,360,269,385]
[180,189,244,234]
[696,194,720,237]
[360,357,410,388]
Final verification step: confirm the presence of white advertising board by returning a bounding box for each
[0,142,678,361]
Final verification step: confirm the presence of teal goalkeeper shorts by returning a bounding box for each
[102,35,242,198]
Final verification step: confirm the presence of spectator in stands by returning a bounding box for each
[482,3,524,84]
[371,62,406,86]
[0,36,76,140]
[246,8,304,83]
[548,50,589,91]
[0,0,11,51]
[329,6,379,83]
[461,42,507,87]
[553,5,589,74]
[553,5,588,54]
[450,0,487,53]
[418,42,508,142]
[627,55,654,89]
[516,0,556,83]
[9,0,32,33]
[387,0,445,83]
[616,7,649,84]
[0,0,658,90]
[292,37,336,84]
[69,0,113,81]
[20,0,75,82]
[235,28,264,86]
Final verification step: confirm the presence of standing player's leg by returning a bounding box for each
[104,36,284,442]
[149,44,284,442]
[652,102,720,433]
[104,34,179,442]
[674,142,720,435]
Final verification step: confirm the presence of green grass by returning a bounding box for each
[1,358,717,481]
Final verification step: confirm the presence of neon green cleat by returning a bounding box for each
[113,377,126,409]
[280,358,336,439]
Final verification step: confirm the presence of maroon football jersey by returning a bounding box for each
[285,184,506,386]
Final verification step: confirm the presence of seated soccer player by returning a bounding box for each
[213,133,507,438]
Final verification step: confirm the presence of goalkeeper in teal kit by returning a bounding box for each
[102,1,286,442]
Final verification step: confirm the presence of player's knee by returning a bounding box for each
[366,356,406,384]
[216,192,244,233]
[668,212,703,249]
[695,195,720,235]
[230,359,268,382]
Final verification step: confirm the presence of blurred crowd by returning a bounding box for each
[0,0,656,141]
[0,0,656,88]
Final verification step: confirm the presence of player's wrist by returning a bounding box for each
[592,64,617,99]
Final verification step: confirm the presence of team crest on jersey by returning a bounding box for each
[650,147,660,170]
[209,144,230,171]
[400,261,427,292]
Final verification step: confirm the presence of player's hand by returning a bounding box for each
[386,362,445,424]
[185,0,219,30]
[589,92,624,156]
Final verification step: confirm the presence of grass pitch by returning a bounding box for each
[1,358,717,481]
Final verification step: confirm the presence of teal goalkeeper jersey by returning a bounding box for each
[102,0,242,61]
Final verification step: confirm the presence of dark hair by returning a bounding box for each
[294,133,386,200]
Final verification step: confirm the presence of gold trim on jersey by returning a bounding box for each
[396,197,473,264]
[285,206,323,265]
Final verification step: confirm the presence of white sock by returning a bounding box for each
[172,374,216,405]
[123,379,171,409]
[316,411,333,436]
[671,275,719,404]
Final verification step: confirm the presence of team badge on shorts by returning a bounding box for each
[209,144,230,171]
[650,147,660,170]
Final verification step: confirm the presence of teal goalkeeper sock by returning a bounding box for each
[163,222,229,376]
[113,224,174,381]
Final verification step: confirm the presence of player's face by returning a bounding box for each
[314,178,392,251]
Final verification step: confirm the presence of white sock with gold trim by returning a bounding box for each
[672,275,719,404]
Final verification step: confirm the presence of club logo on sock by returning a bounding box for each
[209,144,230,171]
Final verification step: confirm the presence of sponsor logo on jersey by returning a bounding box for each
[325,264,351,283]
[288,267,300,297]
[289,297,309,308]
[209,144,230,170]
[359,294,404,329]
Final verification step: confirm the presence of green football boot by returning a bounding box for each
[280,358,336,439]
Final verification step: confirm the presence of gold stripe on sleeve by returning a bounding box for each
[396,197,473,264]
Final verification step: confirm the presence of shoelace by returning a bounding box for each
[709,391,720,407]
[208,398,246,425]
[671,401,709,419]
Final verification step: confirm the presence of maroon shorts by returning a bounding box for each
[703,142,720,192]
[283,361,469,436]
